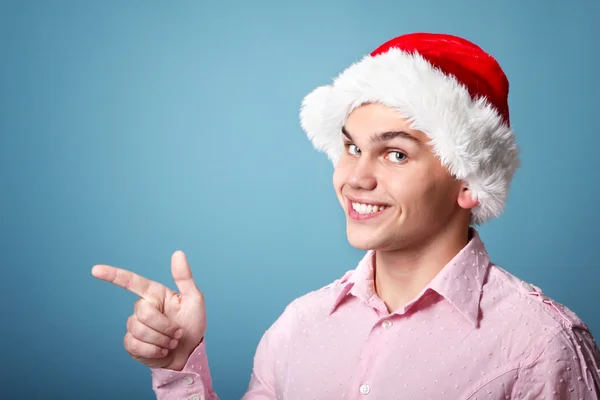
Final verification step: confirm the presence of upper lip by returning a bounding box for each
[345,195,391,207]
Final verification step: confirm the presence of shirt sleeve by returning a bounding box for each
[150,340,219,400]
[241,301,297,400]
[150,301,296,400]
[514,326,600,399]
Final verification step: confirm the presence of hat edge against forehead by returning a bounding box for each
[299,33,521,226]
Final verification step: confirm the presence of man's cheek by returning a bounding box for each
[332,170,344,194]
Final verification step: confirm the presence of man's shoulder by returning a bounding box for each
[284,269,356,316]
[485,263,591,334]
[487,265,600,391]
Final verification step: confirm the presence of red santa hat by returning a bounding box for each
[299,32,520,225]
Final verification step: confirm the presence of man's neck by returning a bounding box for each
[373,225,472,313]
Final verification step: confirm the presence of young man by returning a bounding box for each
[92,33,600,399]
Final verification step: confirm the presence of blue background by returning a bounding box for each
[1,1,599,399]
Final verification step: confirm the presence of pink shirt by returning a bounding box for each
[151,230,600,399]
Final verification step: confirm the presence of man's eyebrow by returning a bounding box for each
[341,126,422,146]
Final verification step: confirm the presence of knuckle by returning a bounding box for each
[126,315,134,331]
[164,323,177,336]
[123,333,136,353]
[122,271,134,291]
[129,319,142,338]
[133,297,145,313]
[136,306,153,324]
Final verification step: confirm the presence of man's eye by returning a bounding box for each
[387,151,407,163]
[346,144,360,155]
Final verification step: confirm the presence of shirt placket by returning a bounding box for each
[345,295,394,399]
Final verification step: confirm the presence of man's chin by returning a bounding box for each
[346,231,381,251]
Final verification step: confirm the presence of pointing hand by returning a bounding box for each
[92,251,206,371]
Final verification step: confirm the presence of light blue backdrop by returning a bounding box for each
[1,1,598,399]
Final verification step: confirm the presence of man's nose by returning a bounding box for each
[347,158,377,191]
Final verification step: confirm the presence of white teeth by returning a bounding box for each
[352,202,387,215]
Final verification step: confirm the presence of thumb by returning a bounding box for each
[171,250,201,297]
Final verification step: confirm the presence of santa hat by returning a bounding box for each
[299,32,520,225]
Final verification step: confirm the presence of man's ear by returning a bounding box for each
[457,182,479,210]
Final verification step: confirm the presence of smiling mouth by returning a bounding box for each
[346,198,390,220]
[351,202,388,214]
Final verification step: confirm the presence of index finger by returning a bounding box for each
[91,264,170,302]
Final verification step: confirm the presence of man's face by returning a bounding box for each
[333,102,475,251]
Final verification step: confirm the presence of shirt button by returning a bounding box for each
[183,376,193,385]
[382,320,393,328]
[360,384,371,395]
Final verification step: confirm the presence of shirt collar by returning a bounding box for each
[329,228,491,327]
